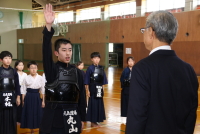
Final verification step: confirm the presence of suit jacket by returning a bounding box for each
[126,50,199,134]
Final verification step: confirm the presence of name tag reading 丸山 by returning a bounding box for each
[63,108,81,134]
[2,92,13,108]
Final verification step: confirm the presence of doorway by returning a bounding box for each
[18,44,24,60]
[71,44,81,64]
[108,43,123,68]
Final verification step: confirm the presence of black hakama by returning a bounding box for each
[17,94,22,123]
[0,105,17,134]
[120,67,131,117]
[121,87,129,117]
[86,83,106,122]
[21,88,42,129]
[39,103,81,134]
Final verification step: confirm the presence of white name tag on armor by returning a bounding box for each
[3,78,9,84]
[96,85,103,98]
[2,92,13,107]
[63,108,81,134]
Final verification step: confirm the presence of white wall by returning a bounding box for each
[32,12,45,27]
[0,10,32,59]
[0,0,32,59]
[0,30,17,60]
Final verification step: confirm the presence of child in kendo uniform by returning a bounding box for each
[20,61,45,134]
[120,57,134,121]
[0,51,21,134]
[14,60,27,124]
[85,52,108,127]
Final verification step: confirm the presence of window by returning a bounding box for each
[18,39,24,43]
[197,0,200,9]
[109,1,136,17]
[109,43,113,52]
[197,0,200,5]
[57,11,74,23]
[146,0,185,12]
[79,7,101,20]
[146,0,159,12]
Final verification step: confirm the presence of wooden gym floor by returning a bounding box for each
[17,66,200,134]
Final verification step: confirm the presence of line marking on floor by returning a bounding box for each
[83,123,125,132]
[104,97,121,100]
[104,92,121,94]
[100,123,125,132]
[83,124,108,130]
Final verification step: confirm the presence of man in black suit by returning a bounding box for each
[125,11,199,134]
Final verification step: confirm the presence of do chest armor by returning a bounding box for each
[90,66,104,84]
[123,70,131,87]
[45,67,80,103]
[0,68,15,91]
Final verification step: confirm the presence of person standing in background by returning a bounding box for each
[20,61,45,134]
[85,52,108,127]
[14,60,27,124]
[120,57,134,123]
[0,51,21,134]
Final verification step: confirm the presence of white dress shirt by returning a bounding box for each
[18,72,27,86]
[21,74,45,94]
[42,73,47,83]
[149,45,171,55]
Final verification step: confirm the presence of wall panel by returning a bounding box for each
[122,17,145,43]
[17,10,200,74]
[123,42,149,68]
[110,19,123,43]
[172,41,200,75]
[81,43,106,66]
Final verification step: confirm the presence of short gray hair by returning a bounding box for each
[146,11,178,45]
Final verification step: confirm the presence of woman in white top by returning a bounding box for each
[20,61,45,134]
[14,60,27,124]
[42,73,47,83]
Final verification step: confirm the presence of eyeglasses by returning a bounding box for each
[140,27,154,34]
[140,27,148,34]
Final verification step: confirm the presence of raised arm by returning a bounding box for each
[44,4,55,31]
[42,4,56,84]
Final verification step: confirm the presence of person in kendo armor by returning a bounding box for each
[76,61,87,107]
[39,4,86,134]
[120,57,134,120]
[0,51,21,134]
[85,52,108,127]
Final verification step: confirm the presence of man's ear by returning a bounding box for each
[54,51,59,57]
[149,27,155,39]
[0,59,2,62]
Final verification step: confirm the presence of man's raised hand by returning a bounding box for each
[44,4,55,31]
